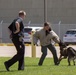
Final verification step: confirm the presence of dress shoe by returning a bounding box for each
[38,63,42,66]
[4,62,10,71]
[55,62,60,66]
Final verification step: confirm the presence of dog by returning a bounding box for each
[59,42,76,66]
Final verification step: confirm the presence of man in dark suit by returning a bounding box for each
[4,10,26,71]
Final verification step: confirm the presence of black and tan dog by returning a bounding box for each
[59,42,76,66]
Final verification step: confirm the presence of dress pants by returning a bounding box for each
[5,36,25,70]
[38,44,59,65]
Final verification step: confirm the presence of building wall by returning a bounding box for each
[0,0,76,42]
[0,0,76,24]
[0,0,44,23]
[47,0,76,24]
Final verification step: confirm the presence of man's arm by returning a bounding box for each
[51,30,60,43]
[33,31,39,45]
[14,22,20,34]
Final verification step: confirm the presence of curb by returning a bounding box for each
[0,43,31,46]
[0,43,13,46]
[0,43,75,46]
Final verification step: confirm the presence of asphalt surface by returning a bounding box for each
[0,45,76,58]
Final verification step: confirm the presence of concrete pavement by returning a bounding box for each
[0,45,76,58]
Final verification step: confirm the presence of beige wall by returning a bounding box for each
[0,0,76,24]
[0,0,76,42]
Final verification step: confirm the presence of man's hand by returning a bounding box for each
[58,41,66,47]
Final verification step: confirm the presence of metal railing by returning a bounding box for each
[0,23,76,43]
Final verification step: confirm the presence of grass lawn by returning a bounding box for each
[0,57,76,75]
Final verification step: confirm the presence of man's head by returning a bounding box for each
[19,10,26,19]
[44,22,51,31]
